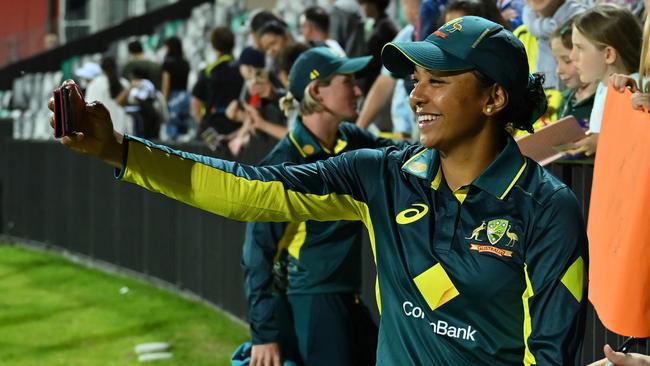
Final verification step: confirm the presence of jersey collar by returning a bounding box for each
[288,117,349,158]
[401,135,528,200]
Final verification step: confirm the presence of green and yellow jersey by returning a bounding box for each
[118,133,588,365]
[242,120,397,344]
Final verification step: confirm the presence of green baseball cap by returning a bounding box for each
[382,16,529,105]
[288,47,372,101]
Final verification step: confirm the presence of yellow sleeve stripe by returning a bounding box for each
[522,263,537,366]
[354,200,382,314]
[275,222,299,261]
[560,256,585,303]
[122,140,362,223]
[287,222,307,260]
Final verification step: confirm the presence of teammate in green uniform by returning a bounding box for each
[51,16,588,365]
[243,47,396,366]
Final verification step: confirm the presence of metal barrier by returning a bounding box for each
[0,127,646,362]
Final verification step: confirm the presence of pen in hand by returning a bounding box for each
[604,337,638,366]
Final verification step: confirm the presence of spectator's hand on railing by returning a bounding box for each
[250,342,281,366]
[630,92,650,112]
[609,74,639,93]
[48,80,124,168]
[587,344,650,366]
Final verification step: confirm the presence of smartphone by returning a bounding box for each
[53,83,82,138]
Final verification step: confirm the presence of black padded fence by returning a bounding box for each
[0,122,647,363]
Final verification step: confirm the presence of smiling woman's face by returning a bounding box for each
[409,66,492,150]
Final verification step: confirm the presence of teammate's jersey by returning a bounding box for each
[243,120,396,344]
[118,134,588,365]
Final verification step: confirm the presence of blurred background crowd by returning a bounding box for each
[0,0,646,159]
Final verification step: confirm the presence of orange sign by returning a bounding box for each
[588,85,650,337]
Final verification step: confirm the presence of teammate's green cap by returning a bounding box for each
[289,47,372,101]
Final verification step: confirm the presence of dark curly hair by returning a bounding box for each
[473,71,547,133]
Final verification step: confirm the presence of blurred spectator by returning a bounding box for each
[356,0,421,139]
[567,4,641,157]
[236,46,269,109]
[276,43,310,89]
[608,1,650,112]
[226,47,290,155]
[523,0,586,89]
[74,61,102,94]
[442,0,511,29]
[327,0,367,57]
[300,6,346,55]
[85,57,132,134]
[258,21,295,59]
[275,43,310,128]
[161,36,191,141]
[248,10,284,49]
[498,0,525,28]
[126,66,164,139]
[191,26,244,145]
[550,18,597,124]
[357,0,398,95]
[122,40,162,89]
[417,0,447,41]
[238,46,267,80]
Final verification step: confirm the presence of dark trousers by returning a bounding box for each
[288,293,378,366]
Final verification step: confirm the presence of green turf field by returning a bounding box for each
[0,243,248,366]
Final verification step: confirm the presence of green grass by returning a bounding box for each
[0,243,248,366]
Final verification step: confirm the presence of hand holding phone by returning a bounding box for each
[53,83,84,138]
[49,80,124,168]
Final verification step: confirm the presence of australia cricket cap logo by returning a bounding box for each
[486,219,508,245]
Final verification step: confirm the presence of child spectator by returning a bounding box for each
[523,0,586,89]
[568,5,641,156]
[551,18,597,123]
[609,0,650,112]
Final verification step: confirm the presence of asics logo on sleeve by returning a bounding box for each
[396,204,429,224]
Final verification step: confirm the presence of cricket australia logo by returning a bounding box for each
[468,218,518,258]
[487,219,508,245]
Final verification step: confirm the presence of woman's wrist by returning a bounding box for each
[100,132,125,168]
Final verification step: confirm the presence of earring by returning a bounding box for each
[486,106,493,113]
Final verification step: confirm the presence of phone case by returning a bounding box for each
[53,88,64,138]
[62,87,72,136]
[53,83,82,138]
